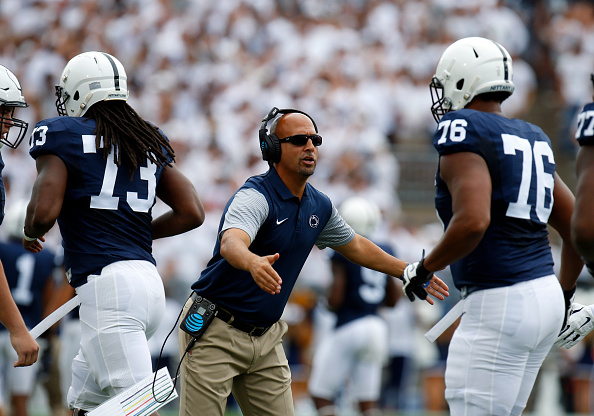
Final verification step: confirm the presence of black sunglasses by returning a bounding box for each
[278,134,322,146]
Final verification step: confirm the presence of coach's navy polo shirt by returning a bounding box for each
[192,168,333,327]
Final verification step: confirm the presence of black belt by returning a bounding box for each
[191,292,271,337]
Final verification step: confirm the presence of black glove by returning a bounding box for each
[560,286,577,331]
[401,253,433,302]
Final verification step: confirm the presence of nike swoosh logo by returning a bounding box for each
[579,316,591,329]
[276,218,288,225]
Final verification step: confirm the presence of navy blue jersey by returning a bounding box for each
[332,241,394,328]
[0,240,57,329]
[434,109,555,292]
[576,102,594,146]
[29,116,171,287]
[192,169,334,327]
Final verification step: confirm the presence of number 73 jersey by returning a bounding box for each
[433,109,555,291]
[29,116,170,287]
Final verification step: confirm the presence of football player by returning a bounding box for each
[308,197,398,416]
[0,65,39,369]
[554,74,594,350]
[22,52,205,415]
[403,37,583,415]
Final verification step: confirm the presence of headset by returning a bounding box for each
[259,107,318,163]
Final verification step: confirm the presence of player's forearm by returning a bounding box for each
[25,155,66,239]
[423,216,486,272]
[558,242,585,291]
[572,148,594,263]
[152,209,204,240]
[24,194,57,238]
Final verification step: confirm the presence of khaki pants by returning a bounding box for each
[178,297,294,416]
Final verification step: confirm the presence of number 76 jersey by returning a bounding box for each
[433,109,555,292]
[29,116,171,287]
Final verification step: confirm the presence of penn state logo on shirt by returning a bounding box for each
[309,214,320,228]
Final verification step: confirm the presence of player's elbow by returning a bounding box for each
[182,199,206,230]
[189,205,205,229]
[461,214,490,240]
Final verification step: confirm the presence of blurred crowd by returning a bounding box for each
[0,0,593,414]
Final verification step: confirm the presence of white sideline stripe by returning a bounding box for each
[30,295,80,339]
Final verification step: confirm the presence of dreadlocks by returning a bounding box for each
[85,100,175,174]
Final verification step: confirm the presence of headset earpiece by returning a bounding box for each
[259,131,282,163]
[259,107,318,163]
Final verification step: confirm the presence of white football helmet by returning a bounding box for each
[55,51,129,117]
[430,37,514,122]
[0,65,28,149]
[339,197,381,238]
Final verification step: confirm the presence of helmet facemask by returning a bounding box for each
[0,105,28,149]
[430,77,448,123]
[55,85,69,117]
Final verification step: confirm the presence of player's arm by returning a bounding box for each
[332,235,448,304]
[219,228,282,295]
[0,261,39,366]
[384,272,399,307]
[153,165,205,239]
[548,172,584,292]
[327,260,347,311]
[422,152,492,272]
[571,146,594,266]
[23,154,67,253]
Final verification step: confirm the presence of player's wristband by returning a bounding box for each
[23,229,37,242]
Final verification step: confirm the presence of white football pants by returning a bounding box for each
[308,315,388,402]
[445,274,564,416]
[67,260,166,411]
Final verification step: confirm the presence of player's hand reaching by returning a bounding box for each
[555,303,594,349]
[401,255,449,305]
[22,235,45,253]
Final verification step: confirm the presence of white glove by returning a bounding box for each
[401,259,433,302]
[554,303,594,349]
